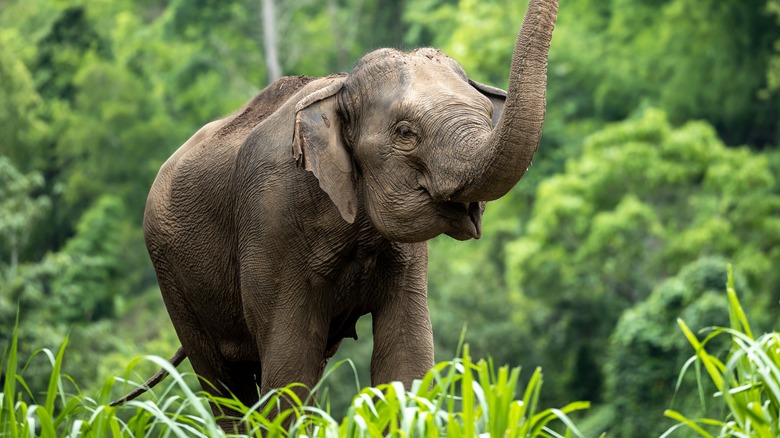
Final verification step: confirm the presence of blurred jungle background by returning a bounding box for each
[2,0,779,436]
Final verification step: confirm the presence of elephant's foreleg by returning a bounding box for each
[369,243,434,388]
[255,296,330,416]
[370,290,434,387]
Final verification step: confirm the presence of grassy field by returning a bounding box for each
[662,269,780,438]
[1,331,589,437]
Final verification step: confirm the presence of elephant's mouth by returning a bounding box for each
[418,186,483,240]
[439,201,483,240]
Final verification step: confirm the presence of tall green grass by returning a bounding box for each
[1,325,589,437]
[663,267,780,437]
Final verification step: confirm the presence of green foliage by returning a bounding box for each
[405,0,527,87]
[7,195,126,321]
[0,43,48,171]
[427,237,525,366]
[1,333,588,437]
[549,0,780,146]
[664,268,780,437]
[0,158,49,281]
[604,257,733,437]
[504,109,780,407]
[1,194,135,394]
[3,0,780,435]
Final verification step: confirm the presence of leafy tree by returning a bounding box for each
[505,109,780,405]
[615,0,779,146]
[34,6,110,102]
[0,159,49,377]
[603,257,738,437]
[566,0,780,147]
[2,195,131,391]
[405,0,525,87]
[0,42,49,173]
[0,158,50,283]
[428,236,529,366]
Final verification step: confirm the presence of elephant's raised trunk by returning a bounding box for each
[453,0,558,202]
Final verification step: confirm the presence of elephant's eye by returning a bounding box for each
[393,121,419,151]
[397,124,414,137]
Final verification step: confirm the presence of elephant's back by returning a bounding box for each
[149,75,319,209]
[213,75,319,141]
[146,75,320,225]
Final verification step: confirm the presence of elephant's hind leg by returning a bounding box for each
[155,282,259,432]
[171,331,261,433]
[201,360,262,434]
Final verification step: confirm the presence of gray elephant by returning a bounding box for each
[112,0,557,430]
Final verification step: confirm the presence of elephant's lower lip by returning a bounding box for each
[441,201,482,240]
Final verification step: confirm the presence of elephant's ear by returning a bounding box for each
[292,77,357,223]
[469,79,506,127]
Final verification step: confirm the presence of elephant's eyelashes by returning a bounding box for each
[393,121,419,151]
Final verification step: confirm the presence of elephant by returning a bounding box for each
[112,0,557,430]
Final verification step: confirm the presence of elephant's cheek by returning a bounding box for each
[365,194,444,243]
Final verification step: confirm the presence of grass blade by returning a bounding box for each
[44,335,68,419]
[663,409,715,437]
[1,314,20,438]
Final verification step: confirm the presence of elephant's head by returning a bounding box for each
[293,0,557,243]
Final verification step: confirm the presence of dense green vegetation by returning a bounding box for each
[1,329,590,437]
[664,269,780,437]
[2,0,779,436]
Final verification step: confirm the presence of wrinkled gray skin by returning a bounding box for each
[128,0,556,430]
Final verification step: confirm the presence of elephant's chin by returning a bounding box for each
[363,186,484,242]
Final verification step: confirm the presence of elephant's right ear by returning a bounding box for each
[469,79,506,127]
[292,78,358,224]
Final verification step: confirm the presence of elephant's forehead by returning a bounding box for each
[403,65,491,112]
[351,53,489,117]
[407,61,459,83]
[407,48,466,76]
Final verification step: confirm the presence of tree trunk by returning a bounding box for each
[262,0,282,84]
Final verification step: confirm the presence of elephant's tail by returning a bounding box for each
[109,347,187,407]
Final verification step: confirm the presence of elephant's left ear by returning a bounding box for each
[292,77,358,224]
[469,79,506,127]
